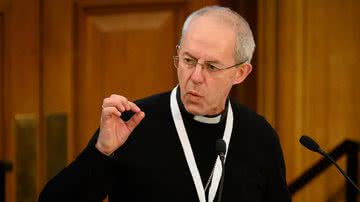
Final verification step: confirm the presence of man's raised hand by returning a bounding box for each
[95,94,145,156]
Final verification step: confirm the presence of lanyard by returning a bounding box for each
[170,86,234,202]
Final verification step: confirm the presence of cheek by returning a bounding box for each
[206,77,233,100]
[177,68,190,85]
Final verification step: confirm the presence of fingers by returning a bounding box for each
[102,94,141,114]
[102,95,129,112]
[126,111,145,132]
[129,101,141,113]
[102,106,122,117]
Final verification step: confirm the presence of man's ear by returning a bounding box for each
[233,63,252,85]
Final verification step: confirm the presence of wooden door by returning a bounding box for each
[73,0,184,153]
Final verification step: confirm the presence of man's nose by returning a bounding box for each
[190,64,205,84]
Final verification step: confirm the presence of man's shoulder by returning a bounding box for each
[230,100,278,140]
[230,100,267,126]
[230,100,282,159]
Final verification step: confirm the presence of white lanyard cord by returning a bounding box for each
[170,86,234,202]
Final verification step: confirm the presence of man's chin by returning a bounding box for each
[183,103,205,116]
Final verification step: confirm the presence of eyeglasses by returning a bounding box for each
[173,55,247,73]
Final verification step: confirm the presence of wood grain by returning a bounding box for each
[74,2,184,153]
[258,0,360,201]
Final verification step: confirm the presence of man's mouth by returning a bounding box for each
[185,91,204,103]
[187,91,203,97]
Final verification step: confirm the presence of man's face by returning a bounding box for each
[177,16,243,116]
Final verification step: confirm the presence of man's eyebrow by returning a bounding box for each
[206,60,221,65]
[182,51,196,59]
[182,51,221,64]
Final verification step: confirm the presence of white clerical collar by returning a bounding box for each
[176,88,227,124]
[193,114,221,124]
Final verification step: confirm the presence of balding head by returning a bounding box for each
[180,6,255,64]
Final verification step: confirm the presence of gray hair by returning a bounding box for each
[179,6,255,64]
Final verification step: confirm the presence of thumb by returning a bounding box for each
[126,111,145,132]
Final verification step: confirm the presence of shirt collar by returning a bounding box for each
[176,88,228,124]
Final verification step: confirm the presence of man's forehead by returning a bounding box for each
[188,15,233,31]
[181,16,236,62]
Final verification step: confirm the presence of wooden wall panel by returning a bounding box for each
[45,114,67,181]
[74,1,185,153]
[0,0,6,165]
[41,0,74,185]
[221,0,259,111]
[258,0,360,201]
[15,115,37,202]
[276,0,305,185]
[257,0,277,125]
[301,1,360,200]
[3,0,41,201]
[0,1,9,200]
[0,13,4,160]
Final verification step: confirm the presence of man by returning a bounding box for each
[39,6,291,202]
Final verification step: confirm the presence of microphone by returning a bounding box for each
[299,135,360,193]
[299,135,321,153]
[216,139,226,202]
[216,139,226,161]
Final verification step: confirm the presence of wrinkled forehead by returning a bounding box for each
[180,15,237,63]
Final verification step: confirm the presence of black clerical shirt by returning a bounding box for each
[39,91,291,202]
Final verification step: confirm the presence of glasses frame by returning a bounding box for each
[174,45,248,72]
